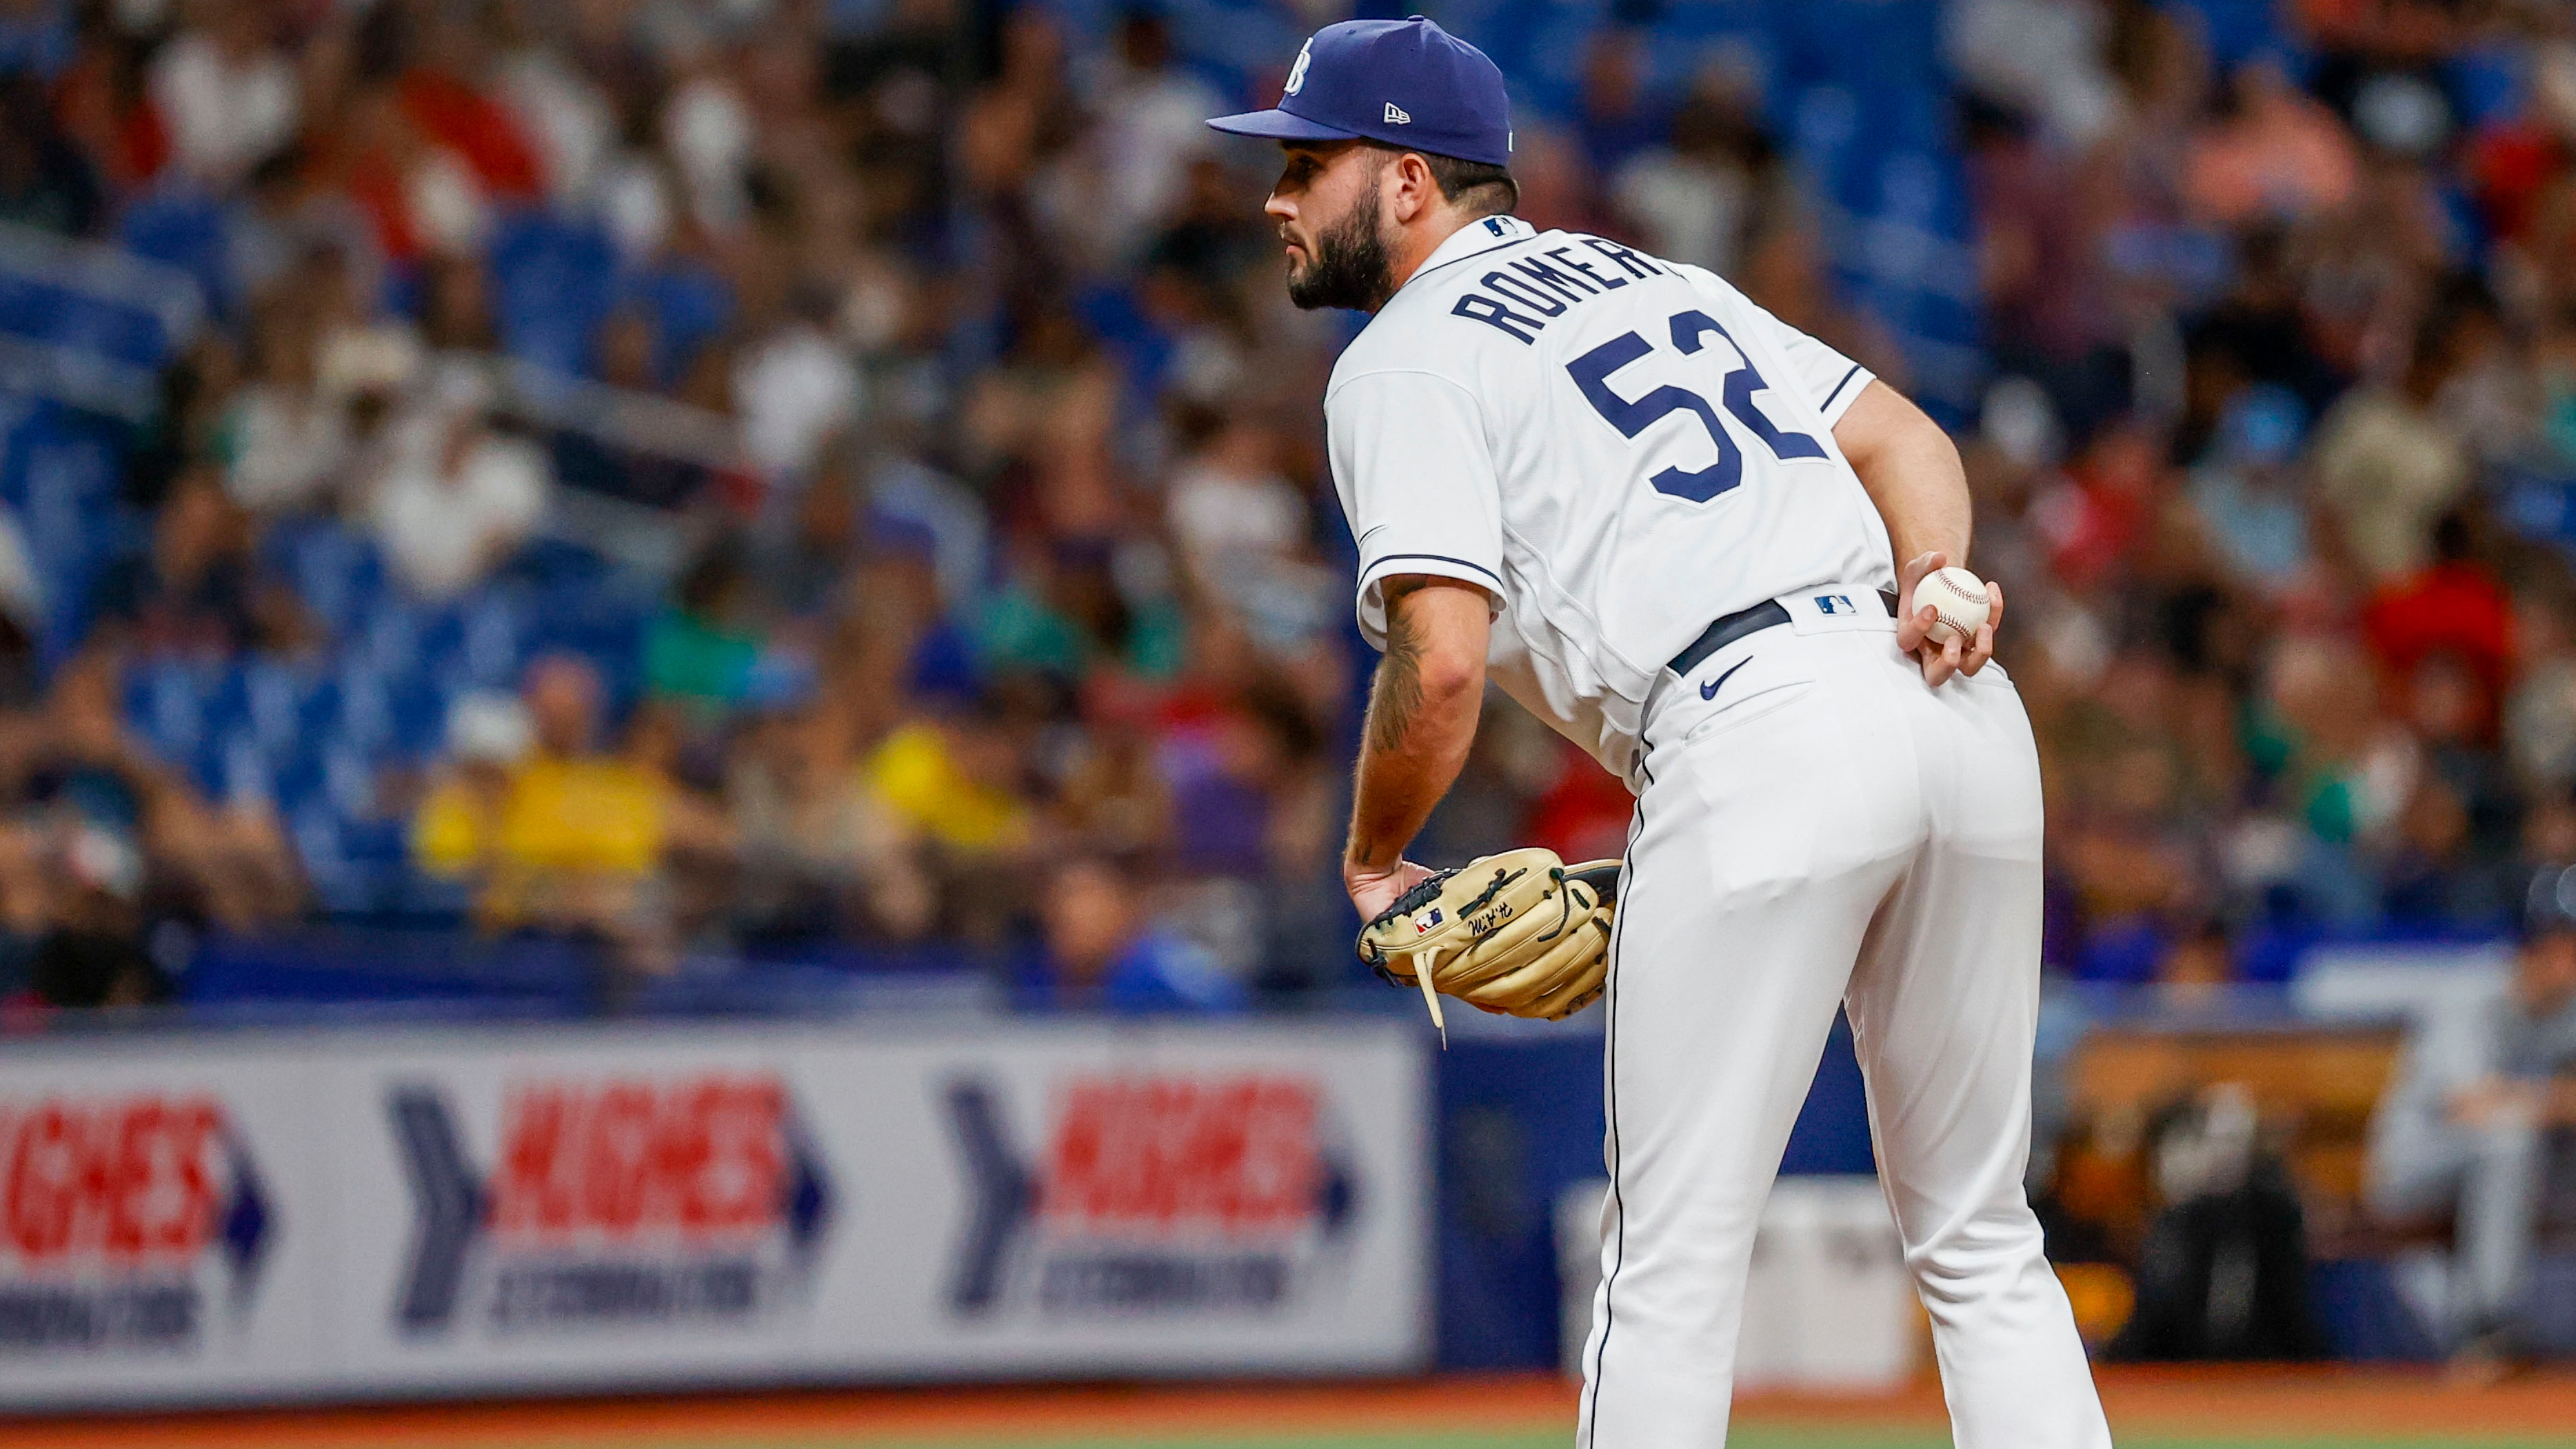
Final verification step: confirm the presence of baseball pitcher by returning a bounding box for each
[1209,18,2112,1448]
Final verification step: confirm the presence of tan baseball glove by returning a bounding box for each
[1356,848,1622,1033]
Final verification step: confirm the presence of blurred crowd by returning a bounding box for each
[0,0,1401,1008]
[1,0,2575,1012]
[1952,0,2576,990]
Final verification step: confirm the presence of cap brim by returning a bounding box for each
[1206,108,1364,145]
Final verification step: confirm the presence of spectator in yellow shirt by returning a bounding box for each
[865,711,1032,855]
[863,698,1038,940]
[415,655,681,969]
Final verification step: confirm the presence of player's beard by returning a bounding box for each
[1286,188,1396,312]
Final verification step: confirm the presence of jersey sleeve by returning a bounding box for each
[1673,263,1875,427]
[1326,368,1505,650]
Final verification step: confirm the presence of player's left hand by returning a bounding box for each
[1895,550,2003,687]
[1347,858,1436,922]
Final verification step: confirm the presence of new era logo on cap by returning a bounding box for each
[1205,17,1513,168]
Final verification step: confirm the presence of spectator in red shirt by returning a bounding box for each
[399,9,543,203]
[2362,511,2515,740]
[2033,421,2160,591]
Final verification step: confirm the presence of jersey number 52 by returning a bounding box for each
[1566,309,1827,503]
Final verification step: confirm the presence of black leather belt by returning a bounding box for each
[1666,599,1790,678]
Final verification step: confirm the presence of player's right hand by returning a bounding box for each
[1895,551,2002,687]
[1346,857,1436,924]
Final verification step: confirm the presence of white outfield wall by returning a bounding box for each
[0,1017,1431,1407]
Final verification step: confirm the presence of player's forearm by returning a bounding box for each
[1834,380,1971,567]
[1345,580,1490,874]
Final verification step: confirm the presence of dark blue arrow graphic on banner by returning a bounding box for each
[388,1086,483,1335]
[784,1117,835,1262]
[215,1120,273,1311]
[943,1079,1032,1315]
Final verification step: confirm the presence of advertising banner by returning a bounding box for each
[0,1044,339,1401]
[0,1018,1428,1406]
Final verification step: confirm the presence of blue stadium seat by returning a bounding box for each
[239,656,323,761]
[0,274,168,369]
[2159,0,2295,72]
[455,586,527,692]
[282,734,403,916]
[332,658,396,759]
[618,261,732,387]
[266,518,386,640]
[214,726,275,811]
[1158,0,1309,101]
[1638,4,1774,110]
[130,655,219,767]
[388,676,449,760]
[286,799,376,916]
[1399,0,1609,122]
[3,407,125,662]
[116,188,234,323]
[356,596,425,682]
[490,210,621,376]
[266,736,325,815]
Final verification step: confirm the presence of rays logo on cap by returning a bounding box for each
[1284,39,1313,97]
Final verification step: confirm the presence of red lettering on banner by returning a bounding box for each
[1040,1075,1318,1234]
[583,1082,656,1235]
[679,1076,782,1232]
[492,1084,575,1234]
[0,1096,223,1267]
[487,1075,785,1244]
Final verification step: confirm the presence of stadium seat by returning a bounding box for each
[490,211,620,376]
[115,188,234,323]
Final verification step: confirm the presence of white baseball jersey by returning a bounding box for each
[1326,214,1893,780]
[1324,219,2113,1449]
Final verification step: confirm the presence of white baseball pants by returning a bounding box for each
[1576,591,2111,1449]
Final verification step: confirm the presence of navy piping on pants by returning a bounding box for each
[1582,795,1647,1447]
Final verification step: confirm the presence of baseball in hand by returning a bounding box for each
[1920,567,1993,646]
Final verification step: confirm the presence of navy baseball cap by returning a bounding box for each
[1206,16,1513,168]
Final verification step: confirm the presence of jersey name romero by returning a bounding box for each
[1327,214,1895,780]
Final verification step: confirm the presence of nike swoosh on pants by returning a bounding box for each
[1700,658,1751,701]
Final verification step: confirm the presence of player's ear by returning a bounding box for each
[1387,150,1437,225]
